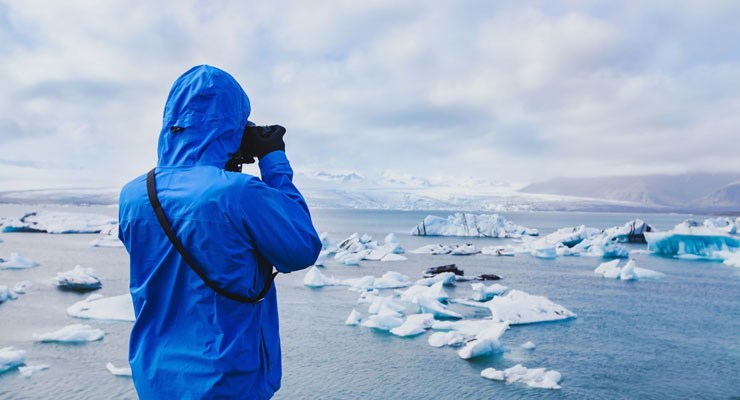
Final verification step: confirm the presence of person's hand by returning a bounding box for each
[246,125,286,158]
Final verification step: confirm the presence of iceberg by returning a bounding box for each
[303,267,410,291]
[54,265,102,291]
[303,266,342,288]
[333,232,407,265]
[521,341,536,350]
[380,253,408,262]
[390,313,435,337]
[720,251,740,268]
[106,362,132,377]
[481,246,515,256]
[487,290,576,325]
[470,282,508,302]
[415,272,457,287]
[33,324,105,343]
[13,281,32,294]
[594,260,665,280]
[416,296,462,319]
[429,319,502,348]
[1,211,117,234]
[397,281,449,303]
[457,322,509,359]
[410,244,453,255]
[428,331,466,347]
[0,347,25,373]
[645,232,740,259]
[0,253,39,269]
[411,213,538,238]
[449,244,480,255]
[67,294,135,322]
[90,234,124,248]
[481,364,562,389]
[361,314,404,331]
[0,285,17,303]
[19,364,49,377]
[345,309,362,326]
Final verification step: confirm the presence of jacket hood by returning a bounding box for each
[157,65,251,168]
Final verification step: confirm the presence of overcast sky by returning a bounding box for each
[1,1,739,190]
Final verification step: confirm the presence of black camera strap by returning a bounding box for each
[146,168,278,304]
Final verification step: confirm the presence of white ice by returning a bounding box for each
[19,364,49,377]
[481,364,562,389]
[0,285,17,303]
[0,253,39,269]
[345,309,362,326]
[13,281,32,294]
[332,232,407,265]
[106,362,132,377]
[481,246,516,256]
[1,211,117,234]
[54,265,102,290]
[414,272,456,287]
[457,322,509,359]
[0,347,25,373]
[90,234,124,248]
[380,253,408,262]
[303,266,342,287]
[487,290,576,325]
[67,294,135,322]
[428,331,466,347]
[471,282,508,301]
[645,217,740,259]
[416,296,462,319]
[361,314,404,331]
[410,244,453,255]
[594,260,665,280]
[411,213,538,238]
[390,313,435,337]
[521,341,536,350]
[33,324,105,343]
[397,281,449,303]
[450,244,480,255]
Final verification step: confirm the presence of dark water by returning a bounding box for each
[1,205,739,399]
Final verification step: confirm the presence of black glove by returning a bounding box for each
[246,125,286,159]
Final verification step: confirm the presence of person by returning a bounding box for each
[118,65,322,399]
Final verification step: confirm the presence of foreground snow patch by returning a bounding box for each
[487,290,576,325]
[33,324,104,343]
[67,294,135,322]
[0,347,25,373]
[412,213,538,238]
[481,364,562,389]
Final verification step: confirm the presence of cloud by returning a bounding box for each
[0,0,739,190]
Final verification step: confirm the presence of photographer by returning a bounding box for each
[118,65,322,399]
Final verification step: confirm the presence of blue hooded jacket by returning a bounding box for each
[118,65,321,399]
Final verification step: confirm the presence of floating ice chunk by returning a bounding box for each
[619,260,638,280]
[521,341,536,350]
[303,266,341,288]
[530,241,557,259]
[645,231,740,259]
[471,282,508,302]
[410,244,453,255]
[314,250,331,266]
[355,271,411,291]
[605,219,653,243]
[0,347,25,373]
[90,235,124,248]
[106,362,132,377]
[449,298,491,309]
[337,251,366,265]
[481,246,515,256]
[319,232,337,252]
[0,253,39,269]
[544,225,601,248]
[0,285,18,303]
[390,313,435,337]
[361,314,404,331]
[363,249,387,261]
[380,253,407,262]
[397,281,449,303]
[383,233,405,254]
[633,266,666,279]
[481,364,562,389]
[412,213,538,238]
[345,309,362,326]
[416,296,462,319]
[594,260,621,279]
[719,250,740,267]
[415,272,456,287]
[19,364,49,377]
[2,211,117,234]
[54,265,102,292]
[366,294,405,314]
[33,324,104,343]
[13,281,32,294]
[67,294,135,322]
[488,290,576,325]
[457,322,509,359]
[450,244,480,255]
[428,331,466,347]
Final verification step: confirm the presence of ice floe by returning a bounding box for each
[303,267,411,291]
[1,211,117,234]
[481,246,515,256]
[487,290,576,325]
[361,314,404,331]
[411,213,538,238]
[13,281,32,294]
[594,260,665,280]
[414,272,456,287]
[410,244,454,255]
[90,234,124,248]
[449,244,480,255]
[457,322,509,359]
[345,309,362,325]
[67,294,135,322]
[481,364,562,389]
[429,319,505,348]
[397,281,449,303]
[33,324,105,343]
[390,313,435,337]
[0,285,17,303]
[521,341,536,350]
[19,364,49,377]
[416,296,462,319]
[0,347,25,373]
[0,253,39,269]
[106,362,132,377]
[470,282,508,302]
[54,266,102,291]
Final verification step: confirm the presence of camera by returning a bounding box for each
[226,125,283,172]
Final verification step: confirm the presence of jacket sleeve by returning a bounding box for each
[241,151,322,273]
